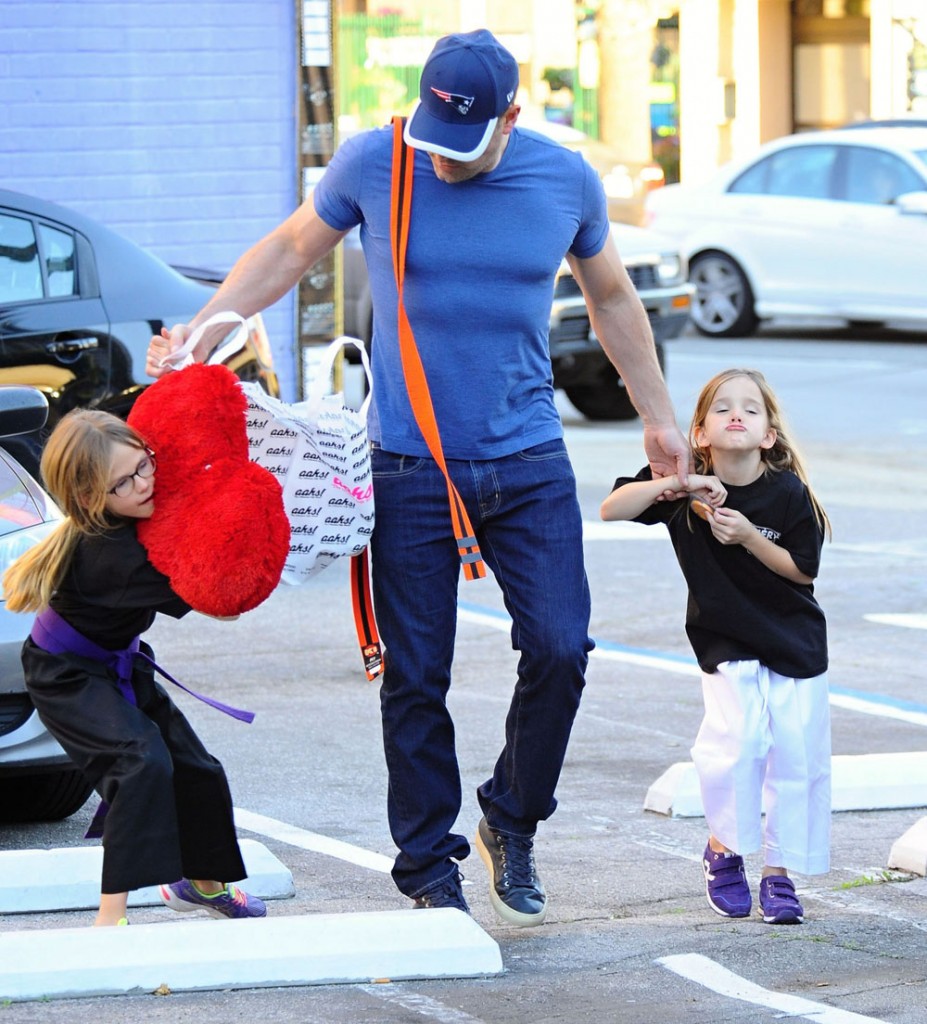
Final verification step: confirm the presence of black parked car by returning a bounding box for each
[0,188,279,473]
[0,190,281,823]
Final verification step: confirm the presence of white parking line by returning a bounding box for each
[358,985,491,1023]
[830,540,927,560]
[234,808,393,873]
[632,835,701,862]
[657,954,891,1024]
[582,520,663,542]
[865,613,927,630]
[805,886,927,935]
[828,690,927,728]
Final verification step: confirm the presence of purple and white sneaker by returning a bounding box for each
[159,879,266,919]
[702,843,751,918]
[758,875,804,924]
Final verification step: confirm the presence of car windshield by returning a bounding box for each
[913,148,927,172]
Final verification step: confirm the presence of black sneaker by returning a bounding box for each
[475,816,547,927]
[412,870,471,913]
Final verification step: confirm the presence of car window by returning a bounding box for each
[841,146,926,204]
[39,223,77,297]
[729,145,836,199]
[0,214,42,303]
[0,459,44,536]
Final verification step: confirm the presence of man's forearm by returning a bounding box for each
[589,294,675,428]
[569,241,676,428]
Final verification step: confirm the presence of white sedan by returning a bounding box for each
[645,127,927,337]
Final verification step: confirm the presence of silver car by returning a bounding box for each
[0,387,92,822]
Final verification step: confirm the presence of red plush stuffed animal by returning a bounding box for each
[127,363,290,616]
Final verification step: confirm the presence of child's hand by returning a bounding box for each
[687,474,727,507]
[687,475,726,520]
[652,472,689,503]
[706,507,754,545]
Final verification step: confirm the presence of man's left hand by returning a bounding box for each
[643,424,691,497]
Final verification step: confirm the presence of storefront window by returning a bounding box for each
[793,1,870,15]
[650,15,679,184]
[792,0,871,130]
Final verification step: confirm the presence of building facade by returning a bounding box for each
[1,0,300,396]
[3,0,924,393]
[644,0,927,184]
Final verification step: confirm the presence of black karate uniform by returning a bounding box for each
[22,523,246,894]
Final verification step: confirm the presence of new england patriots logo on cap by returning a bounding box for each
[430,86,475,116]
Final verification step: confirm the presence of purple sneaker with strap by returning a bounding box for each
[160,879,266,919]
[702,843,751,918]
[758,875,804,924]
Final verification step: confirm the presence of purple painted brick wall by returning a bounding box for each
[0,0,300,398]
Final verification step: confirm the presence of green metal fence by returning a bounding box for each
[338,14,430,132]
[573,85,599,139]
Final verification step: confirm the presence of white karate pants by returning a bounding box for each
[690,659,831,875]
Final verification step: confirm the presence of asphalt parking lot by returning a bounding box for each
[2,331,926,1022]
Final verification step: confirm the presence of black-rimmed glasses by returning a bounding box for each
[109,451,156,497]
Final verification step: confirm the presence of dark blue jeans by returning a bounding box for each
[370,438,593,897]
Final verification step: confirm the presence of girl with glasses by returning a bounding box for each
[3,410,265,926]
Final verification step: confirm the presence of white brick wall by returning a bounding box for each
[1,0,300,398]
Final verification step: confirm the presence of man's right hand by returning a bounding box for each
[146,324,190,379]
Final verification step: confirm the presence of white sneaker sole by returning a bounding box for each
[474,828,548,928]
[703,864,751,918]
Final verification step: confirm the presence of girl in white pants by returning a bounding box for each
[602,368,831,924]
[693,660,831,874]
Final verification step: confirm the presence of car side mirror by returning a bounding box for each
[0,386,49,437]
[895,191,927,216]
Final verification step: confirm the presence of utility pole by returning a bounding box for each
[596,0,655,165]
[296,0,340,399]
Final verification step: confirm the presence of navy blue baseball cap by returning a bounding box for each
[404,29,519,161]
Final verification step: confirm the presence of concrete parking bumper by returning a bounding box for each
[0,909,503,1001]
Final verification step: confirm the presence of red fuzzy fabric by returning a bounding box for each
[127,364,290,615]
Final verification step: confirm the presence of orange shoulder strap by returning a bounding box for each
[388,115,486,581]
[350,118,488,682]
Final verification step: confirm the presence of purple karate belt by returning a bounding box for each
[30,606,254,839]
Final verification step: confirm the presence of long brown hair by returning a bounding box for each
[3,411,149,613]
[689,368,831,538]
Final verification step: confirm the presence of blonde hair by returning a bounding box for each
[3,411,149,613]
[689,368,831,539]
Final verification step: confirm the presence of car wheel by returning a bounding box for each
[564,344,665,421]
[689,252,759,338]
[0,768,93,823]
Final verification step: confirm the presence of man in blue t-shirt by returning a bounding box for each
[148,28,689,926]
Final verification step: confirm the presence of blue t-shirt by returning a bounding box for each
[313,124,610,458]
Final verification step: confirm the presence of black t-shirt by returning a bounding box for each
[612,466,828,678]
[50,523,190,650]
